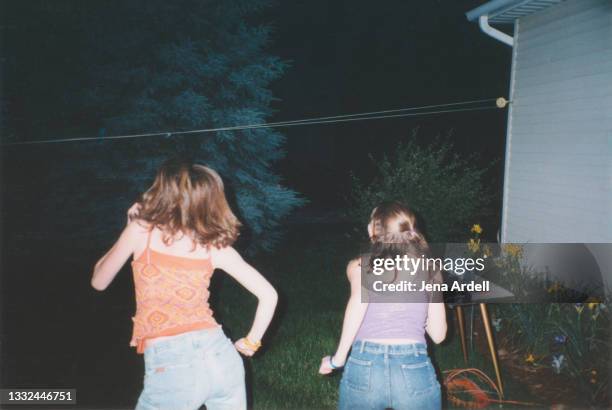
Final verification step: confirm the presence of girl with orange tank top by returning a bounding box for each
[91,158,278,410]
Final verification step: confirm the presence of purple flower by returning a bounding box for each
[552,354,565,374]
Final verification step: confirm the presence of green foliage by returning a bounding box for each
[488,250,611,406]
[20,0,304,252]
[347,134,492,242]
[494,302,610,405]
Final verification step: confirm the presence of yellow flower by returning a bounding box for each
[471,224,483,234]
[547,282,561,293]
[525,353,536,364]
[468,238,480,253]
[503,244,523,258]
[587,302,599,310]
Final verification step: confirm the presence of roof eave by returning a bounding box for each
[466,0,522,22]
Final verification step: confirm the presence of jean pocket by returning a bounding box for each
[140,348,196,409]
[140,368,196,410]
[201,336,245,393]
[343,356,372,392]
[145,346,194,376]
[400,359,437,396]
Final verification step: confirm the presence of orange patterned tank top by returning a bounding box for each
[130,230,219,354]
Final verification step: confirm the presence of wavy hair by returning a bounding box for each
[136,158,241,249]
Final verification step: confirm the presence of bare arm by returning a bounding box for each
[425,302,447,344]
[91,221,142,291]
[319,259,368,374]
[212,246,278,355]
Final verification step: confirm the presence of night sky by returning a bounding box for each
[1,0,511,209]
[266,0,511,206]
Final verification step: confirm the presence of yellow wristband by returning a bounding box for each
[243,337,262,351]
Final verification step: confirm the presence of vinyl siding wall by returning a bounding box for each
[501,0,612,291]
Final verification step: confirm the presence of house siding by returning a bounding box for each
[502,0,612,245]
[501,0,612,292]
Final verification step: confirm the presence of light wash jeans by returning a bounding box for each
[338,341,441,410]
[135,327,246,410]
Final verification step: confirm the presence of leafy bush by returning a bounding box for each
[347,134,493,242]
[484,244,611,406]
[461,227,611,406]
[493,300,610,405]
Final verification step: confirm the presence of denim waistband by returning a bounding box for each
[146,325,224,355]
[353,340,428,356]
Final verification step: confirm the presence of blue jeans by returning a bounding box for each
[338,341,441,410]
[135,327,246,410]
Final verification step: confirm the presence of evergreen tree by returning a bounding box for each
[10,0,303,252]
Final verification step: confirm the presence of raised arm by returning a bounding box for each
[91,220,141,291]
[319,258,368,374]
[212,246,278,356]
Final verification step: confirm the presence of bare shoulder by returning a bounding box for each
[210,245,238,258]
[346,257,362,279]
[125,220,150,237]
[126,220,152,256]
[210,245,242,267]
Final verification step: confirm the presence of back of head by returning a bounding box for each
[365,201,439,287]
[357,202,438,341]
[137,158,241,248]
[369,200,429,256]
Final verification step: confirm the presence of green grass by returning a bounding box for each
[212,228,535,409]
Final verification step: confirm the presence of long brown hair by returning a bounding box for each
[136,158,241,249]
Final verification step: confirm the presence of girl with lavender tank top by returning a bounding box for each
[318,202,447,410]
[355,302,429,343]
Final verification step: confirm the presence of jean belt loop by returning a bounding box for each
[359,341,365,354]
[384,344,389,359]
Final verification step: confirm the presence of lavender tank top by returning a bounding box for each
[355,302,429,343]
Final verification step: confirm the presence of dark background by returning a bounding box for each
[268,0,511,207]
[1,0,511,210]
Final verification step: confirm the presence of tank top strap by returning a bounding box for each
[145,229,153,265]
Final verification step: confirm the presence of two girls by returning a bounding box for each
[92,158,446,410]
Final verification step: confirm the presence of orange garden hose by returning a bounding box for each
[443,368,541,408]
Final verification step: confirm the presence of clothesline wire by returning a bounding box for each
[239,97,497,126]
[2,98,502,146]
